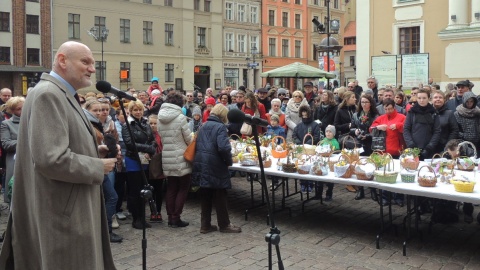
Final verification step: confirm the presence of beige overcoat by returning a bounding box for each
[0,73,116,269]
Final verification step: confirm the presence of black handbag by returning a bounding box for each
[371,128,386,151]
[339,134,361,150]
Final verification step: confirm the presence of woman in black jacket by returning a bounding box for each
[315,90,338,134]
[432,91,459,154]
[334,91,357,140]
[192,104,241,234]
[122,100,156,229]
[403,89,441,160]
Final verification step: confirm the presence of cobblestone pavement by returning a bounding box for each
[1,175,480,269]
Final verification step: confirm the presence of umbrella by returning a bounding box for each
[260,62,336,79]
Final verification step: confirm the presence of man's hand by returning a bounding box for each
[102,158,117,174]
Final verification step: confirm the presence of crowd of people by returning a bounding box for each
[0,41,478,268]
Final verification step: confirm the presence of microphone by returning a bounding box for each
[227,109,269,127]
[96,81,137,101]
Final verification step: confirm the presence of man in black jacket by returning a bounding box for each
[366,76,379,103]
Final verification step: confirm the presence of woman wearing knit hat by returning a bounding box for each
[203,97,217,123]
[188,106,203,133]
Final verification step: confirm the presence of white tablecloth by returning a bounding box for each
[230,159,480,204]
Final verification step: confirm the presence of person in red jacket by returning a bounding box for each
[370,99,406,158]
[202,97,216,123]
[241,91,267,137]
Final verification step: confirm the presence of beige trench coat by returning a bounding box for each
[0,73,116,269]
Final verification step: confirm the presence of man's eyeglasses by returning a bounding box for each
[186,95,193,97]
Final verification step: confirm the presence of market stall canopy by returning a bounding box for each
[260,62,336,79]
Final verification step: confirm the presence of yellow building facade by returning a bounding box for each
[357,0,480,91]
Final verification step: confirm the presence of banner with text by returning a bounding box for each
[371,55,397,88]
[401,54,429,88]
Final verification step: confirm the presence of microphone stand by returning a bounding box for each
[118,101,157,270]
[250,124,284,270]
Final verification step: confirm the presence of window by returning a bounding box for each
[324,0,328,7]
[282,39,289,57]
[313,0,319,5]
[295,40,301,58]
[95,61,106,81]
[295,0,301,4]
[143,0,152,3]
[250,6,258,24]
[295,14,301,29]
[198,27,206,47]
[165,23,173,45]
[226,3,233,20]
[250,36,258,53]
[120,19,130,43]
[238,4,246,22]
[269,38,276,57]
[143,63,153,82]
[204,0,211,12]
[120,62,131,82]
[269,10,275,26]
[334,0,339,9]
[344,37,356,45]
[68,13,80,39]
[194,0,200,10]
[143,21,153,44]
[238,34,246,53]
[26,15,39,34]
[313,44,317,60]
[95,16,106,38]
[165,64,174,82]
[0,47,10,64]
[26,0,39,2]
[282,12,288,27]
[165,0,172,6]
[225,33,233,51]
[0,12,9,32]
[350,56,355,66]
[282,0,288,2]
[399,26,420,54]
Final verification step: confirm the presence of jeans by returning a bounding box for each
[103,171,118,232]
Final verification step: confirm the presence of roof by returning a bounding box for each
[343,21,356,51]
[0,65,50,73]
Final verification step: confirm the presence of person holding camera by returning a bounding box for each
[348,95,379,200]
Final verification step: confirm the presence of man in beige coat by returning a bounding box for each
[0,41,118,269]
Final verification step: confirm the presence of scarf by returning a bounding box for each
[456,104,480,118]
[410,103,435,125]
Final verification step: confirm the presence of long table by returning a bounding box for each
[230,158,479,255]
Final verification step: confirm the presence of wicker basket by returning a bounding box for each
[271,136,288,158]
[451,179,475,193]
[232,156,239,163]
[316,141,333,157]
[282,163,297,173]
[457,157,476,171]
[263,159,272,168]
[353,158,376,181]
[334,155,354,178]
[310,158,328,176]
[440,151,456,170]
[374,154,398,184]
[417,165,437,187]
[341,135,360,162]
[303,134,317,156]
[327,150,342,172]
[400,157,420,171]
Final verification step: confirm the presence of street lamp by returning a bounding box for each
[88,26,109,81]
[246,46,258,90]
[312,0,341,89]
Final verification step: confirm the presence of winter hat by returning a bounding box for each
[462,91,478,107]
[192,106,202,117]
[325,125,336,135]
[363,89,374,96]
[151,89,161,96]
[230,90,239,97]
[270,114,280,123]
[151,77,159,83]
[205,97,216,106]
[277,88,288,95]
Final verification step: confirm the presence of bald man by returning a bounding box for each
[0,41,117,269]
